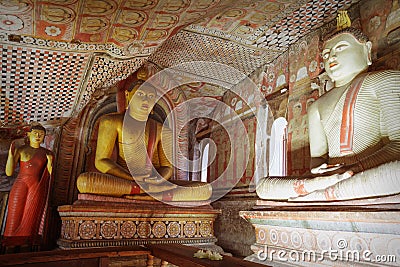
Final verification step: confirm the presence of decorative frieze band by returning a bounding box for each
[59,217,216,249]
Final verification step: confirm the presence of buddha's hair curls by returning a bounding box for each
[323,27,369,44]
[30,123,46,134]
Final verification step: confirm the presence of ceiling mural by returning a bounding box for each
[0,0,359,126]
[180,83,224,117]
[0,0,356,56]
[0,0,234,57]
[182,82,225,99]
[148,30,278,75]
[188,0,355,51]
[0,43,90,125]
[187,0,308,47]
[78,55,147,111]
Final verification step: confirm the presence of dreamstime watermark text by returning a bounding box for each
[256,239,397,264]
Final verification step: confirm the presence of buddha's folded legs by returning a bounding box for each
[77,172,138,197]
[163,181,212,201]
[77,172,213,201]
[290,160,400,201]
[256,171,352,200]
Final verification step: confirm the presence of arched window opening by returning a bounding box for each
[269,117,288,176]
[200,143,210,182]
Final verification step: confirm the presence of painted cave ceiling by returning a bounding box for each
[0,0,358,126]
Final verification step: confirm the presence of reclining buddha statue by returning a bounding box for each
[76,67,212,202]
[257,26,400,201]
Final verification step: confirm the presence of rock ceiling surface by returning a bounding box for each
[0,0,357,126]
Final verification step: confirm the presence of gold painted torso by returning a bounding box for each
[108,114,172,176]
[117,121,151,176]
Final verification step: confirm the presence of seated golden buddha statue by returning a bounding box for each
[257,27,400,201]
[77,68,212,202]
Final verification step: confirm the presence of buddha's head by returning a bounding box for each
[27,124,46,147]
[322,28,372,87]
[126,67,157,121]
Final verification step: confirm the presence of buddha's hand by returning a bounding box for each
[146,182,178,193]
[311,163,344,174]
[46,153,53,161]
[9,140,17,155]
[306,170,354,193]
[46,153,54,175]
[144,176,166,184]
[134,174,150,182]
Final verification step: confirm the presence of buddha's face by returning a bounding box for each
[126,84,156,121]
[28,129,45,147]
[322,33,371,86]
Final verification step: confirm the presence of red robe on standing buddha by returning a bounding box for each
[3,147,52,246]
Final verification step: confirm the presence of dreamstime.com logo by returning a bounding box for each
[256,239,397,264]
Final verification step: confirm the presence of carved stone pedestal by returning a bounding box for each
[57,194,221,250]
[240,198,400,267]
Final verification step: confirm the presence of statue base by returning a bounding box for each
[240,197,400,266]
[57,194,222,250]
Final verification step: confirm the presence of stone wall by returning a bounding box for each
[212,197,258,257]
